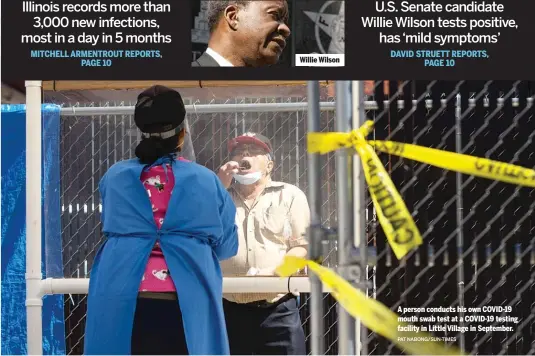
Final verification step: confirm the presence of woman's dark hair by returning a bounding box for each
[133,85,186,165]
[135,134,181,165]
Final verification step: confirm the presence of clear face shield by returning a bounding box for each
[178,118,196,162]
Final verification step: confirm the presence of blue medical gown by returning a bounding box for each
[83,158,238,355]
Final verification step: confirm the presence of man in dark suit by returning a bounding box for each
[192,1,291,67]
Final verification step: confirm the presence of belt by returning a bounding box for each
[138,292,177,301]
[246,300,276,308]
[228,293,295,309]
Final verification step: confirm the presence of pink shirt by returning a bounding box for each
[138,163,176,292]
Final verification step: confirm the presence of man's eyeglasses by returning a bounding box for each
[230,145,269,157]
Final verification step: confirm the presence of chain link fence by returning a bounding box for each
[45,80,535,355]
[45,84,341,355]
[363,80,535,355]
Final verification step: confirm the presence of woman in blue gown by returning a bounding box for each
[83,85,239,355]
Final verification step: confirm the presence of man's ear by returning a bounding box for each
[177,128,186,151]
[266,159,274,175]
[223,5,239,30]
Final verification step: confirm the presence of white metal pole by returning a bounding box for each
[25,80,44,355]
[40,277,329,295]
[335,81,356,355]
[58,101,383,117]
[307,81,325,355]
[352,81,368,355]
[60,102,337,116]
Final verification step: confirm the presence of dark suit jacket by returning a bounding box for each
[191,52,220,67]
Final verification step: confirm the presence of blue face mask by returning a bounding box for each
[233,171,262,185]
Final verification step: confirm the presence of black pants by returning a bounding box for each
[223,295,306,355]
[131,297,189,355]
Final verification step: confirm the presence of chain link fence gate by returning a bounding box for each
[44,80,534,355]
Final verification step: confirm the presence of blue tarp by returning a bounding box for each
[1,104,66,355]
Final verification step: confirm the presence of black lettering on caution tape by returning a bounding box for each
[393,227,415,244]
[367,158,414,245]
[374,141,405,156]
[474,158,486,171]
[475,158,534,181]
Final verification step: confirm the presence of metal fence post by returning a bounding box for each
[352,81,368,355]
[307,81,324,355]
[25,80,44,355]
[455,93,466,353]
[335,81,356,355]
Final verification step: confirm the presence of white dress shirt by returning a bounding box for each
[205,47,235,67]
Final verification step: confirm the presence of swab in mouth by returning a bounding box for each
[239,160,251,170]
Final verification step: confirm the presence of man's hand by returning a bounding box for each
[286,246,308,258]
[217,161,240,188]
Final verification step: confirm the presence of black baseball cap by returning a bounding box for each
[228,132,273,153]
[134,85,186,135]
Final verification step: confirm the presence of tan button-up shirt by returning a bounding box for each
[220,180,310,304]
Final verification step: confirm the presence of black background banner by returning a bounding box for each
[2,0,535,79]
[353,0,535,80]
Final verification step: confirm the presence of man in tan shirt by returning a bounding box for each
[217,132,309,355]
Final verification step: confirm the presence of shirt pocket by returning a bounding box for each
[260,203,291,238]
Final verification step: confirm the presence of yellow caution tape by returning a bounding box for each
[357,137,422,259]
[308,120,535,259]
[276,256,464,355]
[368,140,535,188]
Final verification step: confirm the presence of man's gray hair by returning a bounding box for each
[206,0,251,33]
